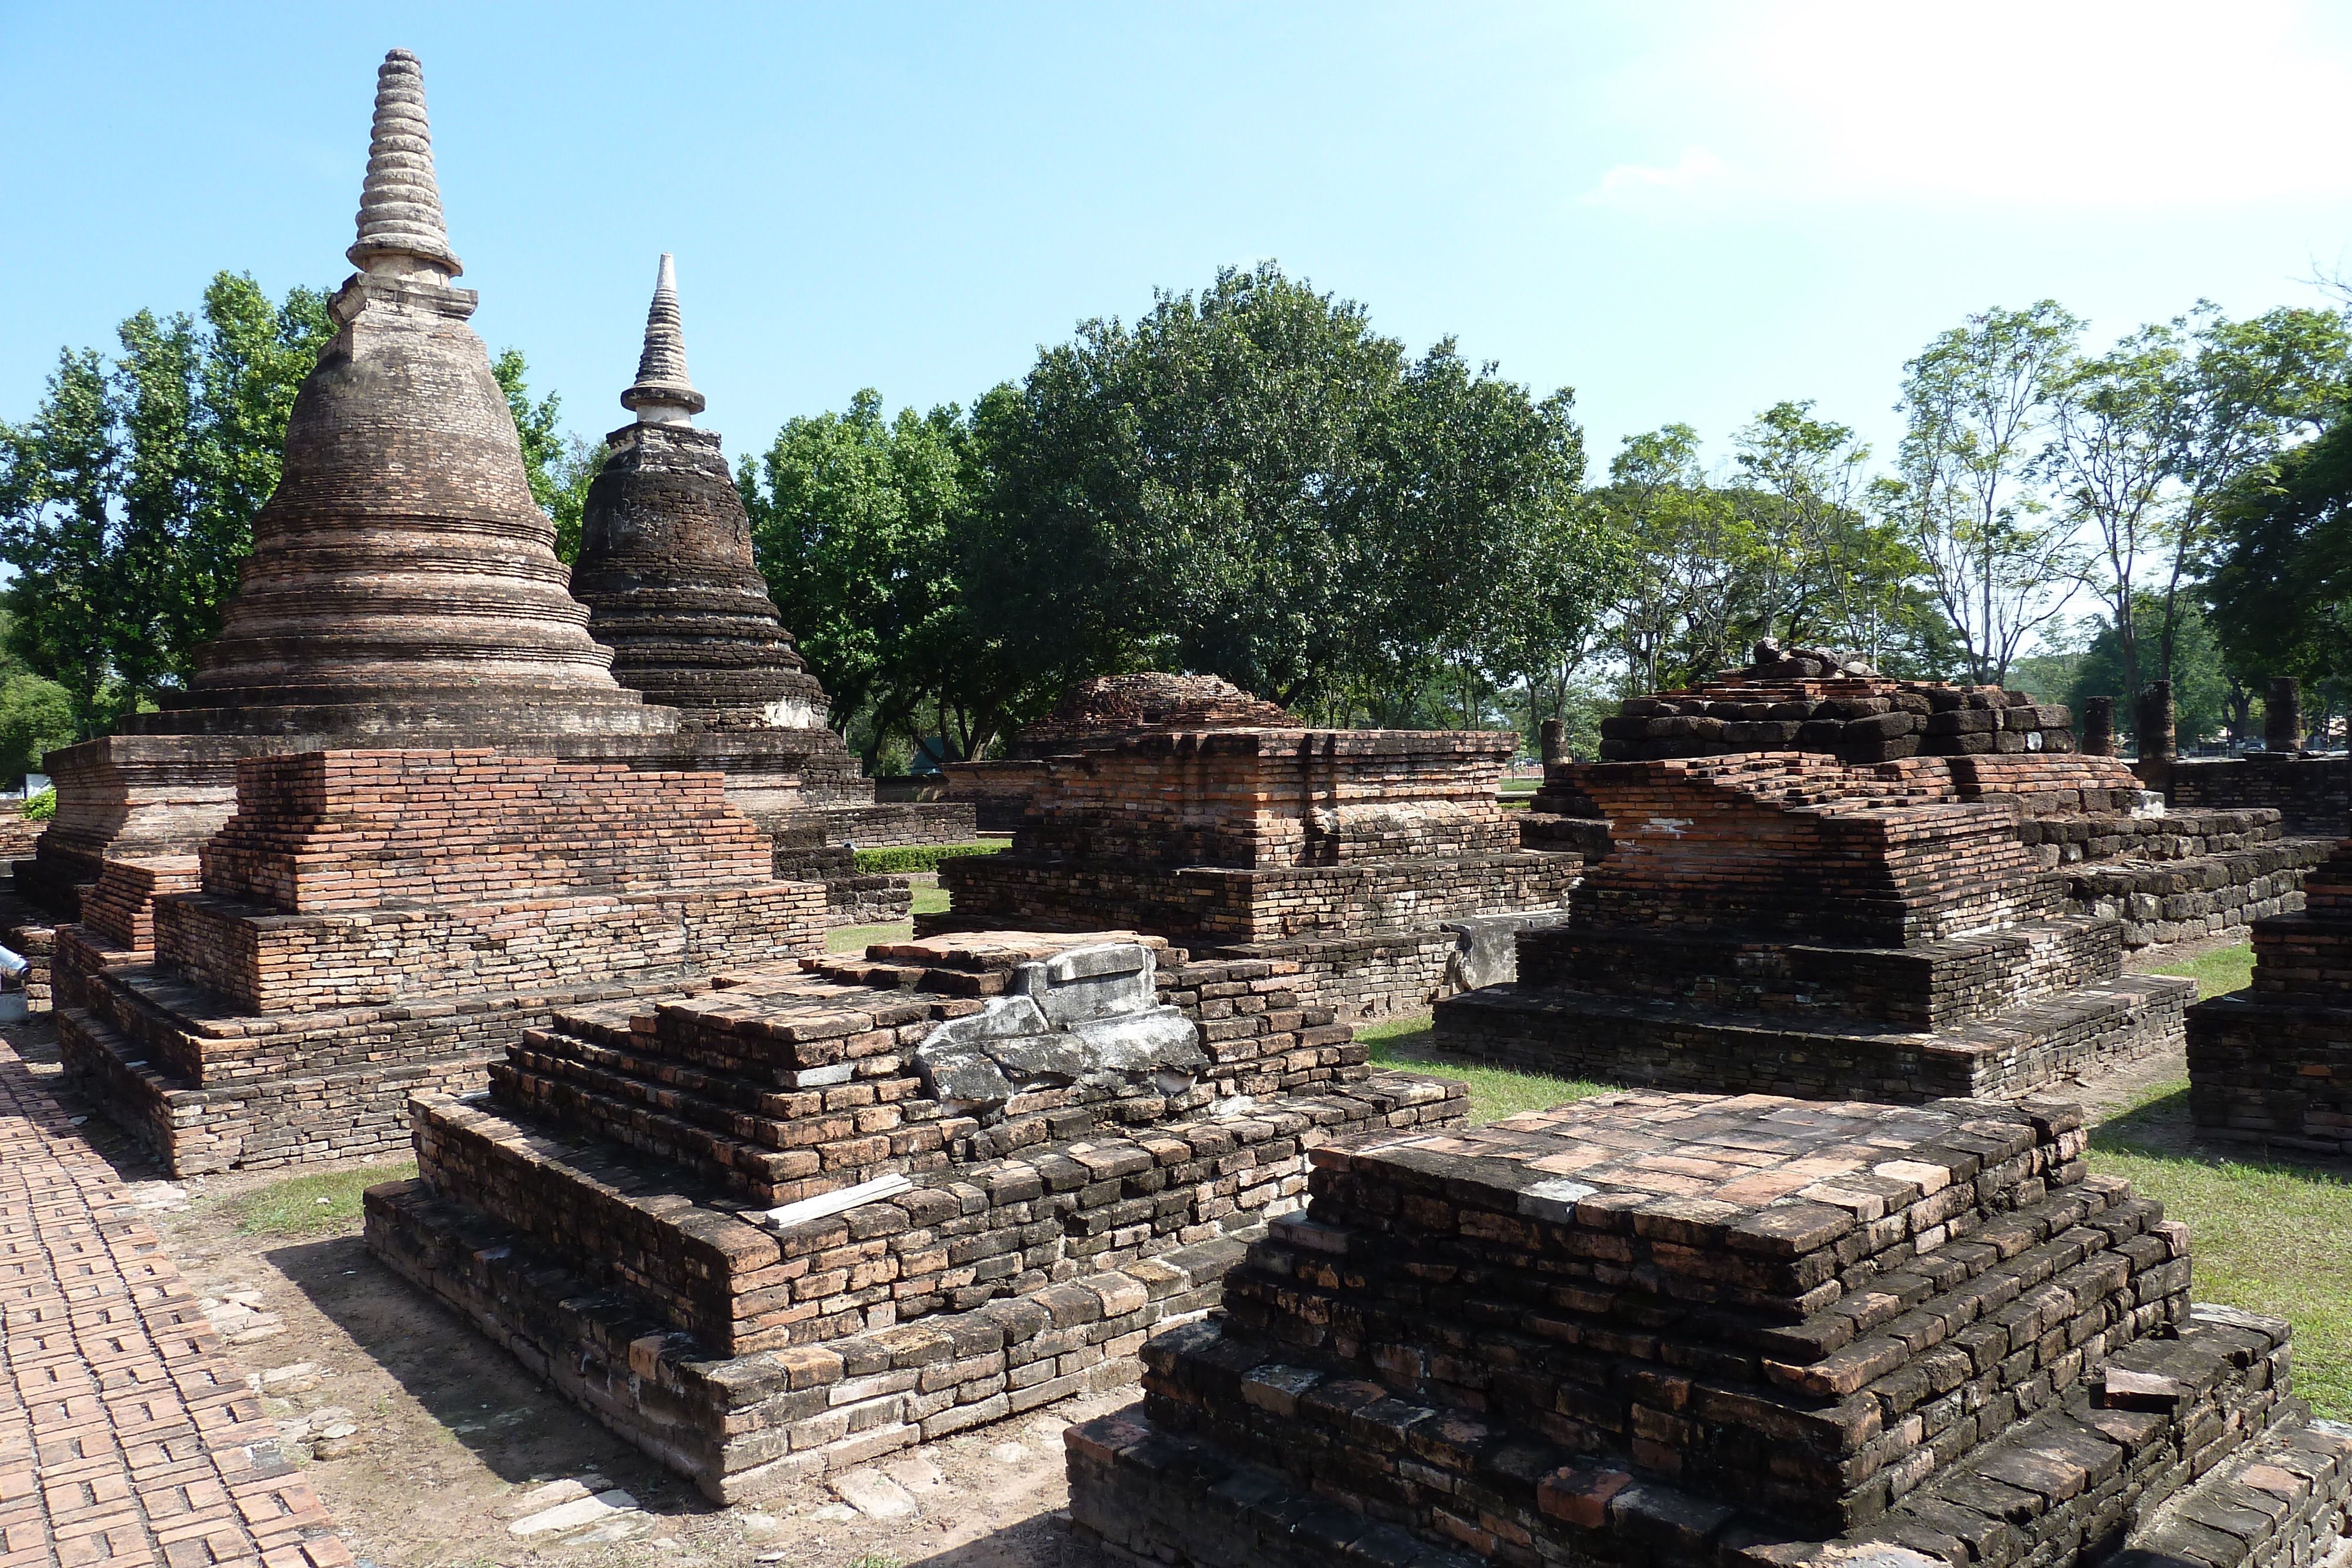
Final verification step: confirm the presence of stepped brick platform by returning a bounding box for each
[934,710,1581,1018]
[2187,829,2352,1156]
[365,929,1466,1499]
[1067,1090,2352,1568]
[56,749,823,1175]
[1437,754,2193,1101]
[1541,646,2331,957]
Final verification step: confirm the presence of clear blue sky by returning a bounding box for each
[5,1,2348,477]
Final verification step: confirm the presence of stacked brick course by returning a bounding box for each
[57,749,824,1174]
[1440,754,2193,1101]
[1068,1090,2352,1568]
[366,928,1467,1498]
[937,722,1581,1017]
[2186,828,2352,1155]
[2156,755,2351,838]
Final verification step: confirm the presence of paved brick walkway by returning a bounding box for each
[0,1038,350,1568]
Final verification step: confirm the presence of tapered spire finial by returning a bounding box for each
[621,253,706,422]
[348,49,462,276]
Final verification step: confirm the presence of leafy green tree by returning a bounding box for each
[2206,411,2352,694]
[741,391,997,762]
[0,673,76,784]
[488,349,590,562]
[0,273,332,733]
[2062,595,2234,747]
[1593,424,1759,691]
[1889,302,2086,686]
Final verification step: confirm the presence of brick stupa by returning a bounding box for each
[568,255,972,921]
[1070,1090,2352,1568]
[1441,751,2193,1101]
[39,54,831,1173]
[934,675,1581,1018]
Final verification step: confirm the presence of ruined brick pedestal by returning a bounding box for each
[1067,1091,2352,1568]
[1438,754,2192,1101]
[935,722,1580,1018]
[57,749,823,1174]
[2187,830,2352,1155]
[1546,646,2331,957]
[365,930,1466,1499]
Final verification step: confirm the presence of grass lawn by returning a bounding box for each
[2090,1082,2352,1418]
[2140,940,2255,999]
[822,883,950,953]
[1356,1013,1607,1121]
[226,1161,417,1237]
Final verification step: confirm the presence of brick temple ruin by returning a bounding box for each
[1530,644,2329,953]
[12,52,930,1173]
[365,928,1465,1497]
[1068,1089,2352,1568]
[933,673,1581,1018]
[0,58,967,1020]
[2186,824,2352,1156]
[1438,750,2194,1101]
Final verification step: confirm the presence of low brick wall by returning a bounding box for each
[2156,754,2350,835]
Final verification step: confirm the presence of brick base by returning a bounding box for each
[365,1070,1467,1500]
[1432,971,2193,1101]
[2186,996,2352,1156]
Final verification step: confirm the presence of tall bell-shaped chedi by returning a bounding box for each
[564,257,977,914]
[569,256,827,727]
[8,49,670,958]
[152,49,664,734]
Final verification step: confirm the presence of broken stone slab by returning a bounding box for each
[1018,942,1158,1025]
[1064,1007,1207,1074]
[1443,911,1573,992]
[831,1467,918,1520]
[505,1477,589,1516]
[761,1171,913,1231]
[509,1488,639,1536]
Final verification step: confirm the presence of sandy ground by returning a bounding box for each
[0,931,2320,1568]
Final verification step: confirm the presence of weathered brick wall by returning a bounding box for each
[1599,671,2076,765]
[200,750,772,912]
[0,817,38,862]
[2159,754,2350,835]
[1004,728,1517,869]
[1569,754,2051,945]
[153,882,820,1017]
[941,851,1578,944]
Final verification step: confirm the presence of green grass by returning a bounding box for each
[1358,1013,1607,1122]
[853,841,1007,875]
[226,1161,416,1236]
[2091,1079,2352,1418]
[2141,940,2255,999]
[913,883,950,916]
[827,920,916,953]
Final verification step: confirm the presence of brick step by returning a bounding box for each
[1068,1307,2306,1568]
[1434,971,2191,1103]
[1228,1161,2177,1395]
[2102,1410,2352,1568]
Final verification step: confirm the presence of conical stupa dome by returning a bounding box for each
[152,50,669,736]
[621,254,704,419]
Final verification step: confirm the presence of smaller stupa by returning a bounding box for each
[570,256,827,727]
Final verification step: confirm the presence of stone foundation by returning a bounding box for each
[1065,1090,2352,1568]
[365,930,1467,1497]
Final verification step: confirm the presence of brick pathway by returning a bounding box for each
[0,1038,350,1567]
